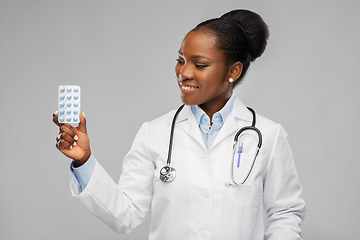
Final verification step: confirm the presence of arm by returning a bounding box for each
[53,112,154,233]
[263,125,306,240]
[53,111,93,192]
[70,123,154,234]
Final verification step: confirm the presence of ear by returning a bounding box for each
[228,62,243,83]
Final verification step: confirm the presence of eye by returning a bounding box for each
[176,58,184,65]
[195,63,209,69]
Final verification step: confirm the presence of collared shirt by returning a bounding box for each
[70,156,96,192]
[191,93,235,151]
[72,93,235,191]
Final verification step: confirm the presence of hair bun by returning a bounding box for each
[220,9,269,61]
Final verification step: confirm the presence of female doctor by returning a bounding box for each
[53,9,306,240]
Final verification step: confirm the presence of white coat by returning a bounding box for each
[70,96,306,240]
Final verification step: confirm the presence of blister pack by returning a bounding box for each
[58,85,81,124]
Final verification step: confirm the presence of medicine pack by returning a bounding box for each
[58,85,81,124]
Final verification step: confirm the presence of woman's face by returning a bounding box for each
[175,29,233,110]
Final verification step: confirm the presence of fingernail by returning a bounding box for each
[82,112,85,118]
[70,145,73,150]
[53,110,59,115]
[73,142,77,147]
[74,135,78,141]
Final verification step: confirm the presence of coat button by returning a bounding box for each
[208,154,216,161]
[199,231,208,238]
[202,191,210,199]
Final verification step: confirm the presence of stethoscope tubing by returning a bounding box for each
[229,108,262,185]
[159,104,184,182]
[161,104,262,185]
[234,126,262,149]
[166,104,185,166]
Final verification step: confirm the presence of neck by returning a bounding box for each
[199,95,231,122]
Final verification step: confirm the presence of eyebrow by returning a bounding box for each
[178,50,211,60]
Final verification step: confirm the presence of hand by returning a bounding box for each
[52,111,91,167]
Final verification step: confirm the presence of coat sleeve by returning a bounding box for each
[263,125,306,240]
[70,122,155,234]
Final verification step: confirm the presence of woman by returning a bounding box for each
[53,9,306,240]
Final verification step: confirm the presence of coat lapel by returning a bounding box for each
[211,97,253,150]
[176,105,207,150]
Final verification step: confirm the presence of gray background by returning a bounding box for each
[0,1,359,239]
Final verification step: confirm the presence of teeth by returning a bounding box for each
[181,85,197,90]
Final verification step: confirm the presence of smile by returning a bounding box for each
[181,85,198,90]
[178,81,199,90]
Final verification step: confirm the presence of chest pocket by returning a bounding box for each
[227,153,265,207]
[228,179,263,207]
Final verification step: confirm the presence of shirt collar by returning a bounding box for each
[191,93,236,126]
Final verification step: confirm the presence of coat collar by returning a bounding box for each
[176,104,206,150]
[211,97,252,149]
[174,96,253,151]
[231,96,253,123]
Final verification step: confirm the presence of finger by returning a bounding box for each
[57,132,76,146]
[60,124,76,138]
[57,139,73,151]
[56,132,62,142]
[52,111,63,127]
[56,137,77,152]
[77,111,87,133]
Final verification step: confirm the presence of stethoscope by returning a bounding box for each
[159,104,262,185]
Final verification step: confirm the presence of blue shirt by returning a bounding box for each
[70,155,96,192]
[72,94,236,191]
[191,94,235,151]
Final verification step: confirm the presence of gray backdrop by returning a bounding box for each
[0,1,359,239]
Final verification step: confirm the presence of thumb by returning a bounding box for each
[76,111,87,133]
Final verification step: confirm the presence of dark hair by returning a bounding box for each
[193,9,269,86]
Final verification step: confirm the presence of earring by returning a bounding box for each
[229,78,234,83]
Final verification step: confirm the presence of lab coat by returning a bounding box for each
[70,96,306,240]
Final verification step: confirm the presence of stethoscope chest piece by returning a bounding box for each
[159,165,176,182]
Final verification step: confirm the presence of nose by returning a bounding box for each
[178,63,194,80]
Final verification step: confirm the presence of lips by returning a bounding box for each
[179,81,199,89]
[178,81,199,94]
